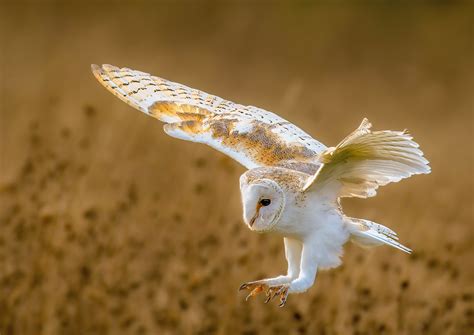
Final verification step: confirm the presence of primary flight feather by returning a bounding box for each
[92,64,430,307]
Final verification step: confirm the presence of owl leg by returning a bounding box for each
[239,238,302,301]
[265,239,319,307]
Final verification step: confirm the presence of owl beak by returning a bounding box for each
[249,214,257,227]
[244,211,257,228]
[246,203,263,228]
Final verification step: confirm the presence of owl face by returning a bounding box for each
[240,179,286,232]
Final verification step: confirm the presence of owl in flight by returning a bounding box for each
[92,64,430,307]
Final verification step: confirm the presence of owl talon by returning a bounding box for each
[264,292,272,304]
[270,284,290,307]
[240,281,290,306]
[264,286,280,303]
[239,281,269,301]
[246,286,264,301]
[278,289,289,307]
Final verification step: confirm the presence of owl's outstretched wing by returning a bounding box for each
[91,64,326,169]
[303,118,430,198]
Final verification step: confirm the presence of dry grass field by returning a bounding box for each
[0,1,473,334]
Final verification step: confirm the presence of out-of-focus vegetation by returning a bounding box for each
[0,1,472,334]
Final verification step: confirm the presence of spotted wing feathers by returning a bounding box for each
[92,64,326,169]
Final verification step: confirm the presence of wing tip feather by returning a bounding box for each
[91,63,100,72]
[91,64,104,79]
[360,117,372,130]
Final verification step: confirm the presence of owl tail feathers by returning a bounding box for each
[344,217,412,254]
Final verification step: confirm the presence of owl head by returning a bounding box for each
[240,178,286,232]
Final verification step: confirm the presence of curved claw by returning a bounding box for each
[264,286,280,303]
[239,281,290,306]
[239,283,248,291]
[277,286,290,307]
[239,281,261,291]
[245,286,265,301]
[266,285,290,307]
[239,281,269,301]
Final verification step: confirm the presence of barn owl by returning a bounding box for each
[92,64,430,307]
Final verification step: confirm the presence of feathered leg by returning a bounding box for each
[263,239,320,307]
[239,238,302,302]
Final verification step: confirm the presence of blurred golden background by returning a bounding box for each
[0,1,473,334]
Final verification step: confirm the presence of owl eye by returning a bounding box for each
[260,199,271,206]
